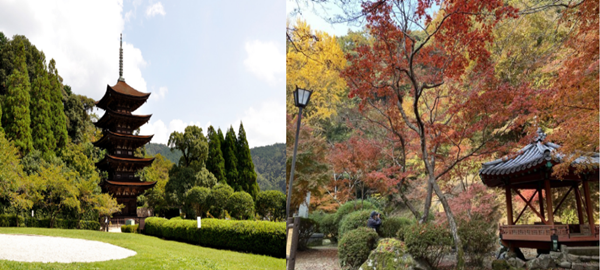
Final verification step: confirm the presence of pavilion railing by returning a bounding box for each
[500,224,599,241]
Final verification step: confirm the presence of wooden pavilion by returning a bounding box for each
[94,34,156,217]
[480,129,599,251]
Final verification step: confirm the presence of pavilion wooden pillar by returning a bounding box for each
[544,180,554,225]
[582,180,595,234]
[573,183,584,225]
[538,187,545,221]
[506,186,514,225]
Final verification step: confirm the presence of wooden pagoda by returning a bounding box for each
[480,129,599,251]
[94,34,156,216]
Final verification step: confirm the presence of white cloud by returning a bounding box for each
[0,0,148,100]
[235,100,286,148]
[140,119,212,145]
[243,40,285,86]
[150,86,168,101]
[146,2,165,17]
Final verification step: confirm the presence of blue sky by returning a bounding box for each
[0,0,285,147]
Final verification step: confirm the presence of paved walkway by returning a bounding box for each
[296,245,341,270]
[0,234,136,263]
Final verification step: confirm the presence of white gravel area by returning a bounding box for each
[0,234,136,263]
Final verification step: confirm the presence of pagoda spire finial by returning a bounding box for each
[118,33,125,82]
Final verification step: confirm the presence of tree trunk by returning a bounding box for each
[398,189,421,220]
[420,182,433,223]
[430,176,465,269]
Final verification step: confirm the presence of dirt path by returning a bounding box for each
[295,245,341,270]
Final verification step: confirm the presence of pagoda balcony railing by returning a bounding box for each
[110,175,141,182]
[500,224,599,242]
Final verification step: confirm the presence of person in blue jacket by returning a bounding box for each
[367,211,382,231]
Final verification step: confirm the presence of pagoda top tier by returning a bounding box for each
[95,80,151,112]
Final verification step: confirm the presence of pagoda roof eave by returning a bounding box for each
[94,108,152,129]
[96,155,155,168]
[95,81,151,110]
[93,131,154,148]
[102,180,157,187]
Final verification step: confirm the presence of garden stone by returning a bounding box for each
[549,251,562,260]
[567,254,582,263]
[571,262,600,270]
[359,238,426,270]
[558,261,572,268]
[491,259,510,270]
[526,255,554,270]
[507,257,526,268]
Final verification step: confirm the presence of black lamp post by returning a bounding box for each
[286,86,312,270]
[286,86,313,218]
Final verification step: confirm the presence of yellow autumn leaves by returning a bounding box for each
[286,19,348,127]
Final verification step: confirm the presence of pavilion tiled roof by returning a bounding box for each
[480,129,599,177]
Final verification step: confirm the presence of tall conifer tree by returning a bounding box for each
[30,52,55,157]
[2,41,33,154]
[206,125,226,183]
[222,126,239,190]
[218,128,225,159]
[48,59,68,150]
[236,122,259,199]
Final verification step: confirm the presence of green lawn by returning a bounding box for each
[0,227,284,270]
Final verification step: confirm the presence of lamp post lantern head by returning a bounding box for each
[293,87,313,108]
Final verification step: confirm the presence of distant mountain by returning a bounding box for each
[146,142,285,193]
[251,143,285,193]
[146,143,182,164]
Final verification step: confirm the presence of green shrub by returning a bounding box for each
[401,222,452,269]
[255,190,286,221]
[338,227,379,270]
[185,186,211,218]
[334,200,377,227]
[121,224,139,233]
[338,210,375,240]
[54,219,78,229]
[458,217,497,266]
[143,217,285,258]
[320,213,338,242]
[380,216,412,238]
[298,217,318,251]
[225,191,254,220]
[79,220,101,230]
[308,210,327,230]
[208,184,234,218]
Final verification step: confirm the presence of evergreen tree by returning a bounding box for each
[236,122,259,199]
[48,59,68,150]
[218,128,225,159]
[2,41,33,154]
[222,126,239,190]
[29,52,55,157]
[206,125,226,183]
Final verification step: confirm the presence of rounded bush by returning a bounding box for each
[458,217,496,266]
[338,209,376,240]
[320,213,338,242]
[185,186,211,217]
[208,184,234,218]
[298,217,318,251]
[121,224,139,233]
[226,191,255,220]
[401,222,452,269]
[338,227,379,270]
[255,190,286,221]
[334,200,377,229]
[380,216,413,238]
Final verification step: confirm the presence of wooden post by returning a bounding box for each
[506,186,513,225]
[582,181,595,234]
[538,187,545,221]
[574,184,584,225]
[544,180,554,225]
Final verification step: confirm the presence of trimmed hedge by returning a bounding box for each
[143,217,285,258]
[298,217,318,251]
[121,224,139,233]
[0,214,100,230]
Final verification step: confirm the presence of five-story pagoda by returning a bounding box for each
[94,34,156,216]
